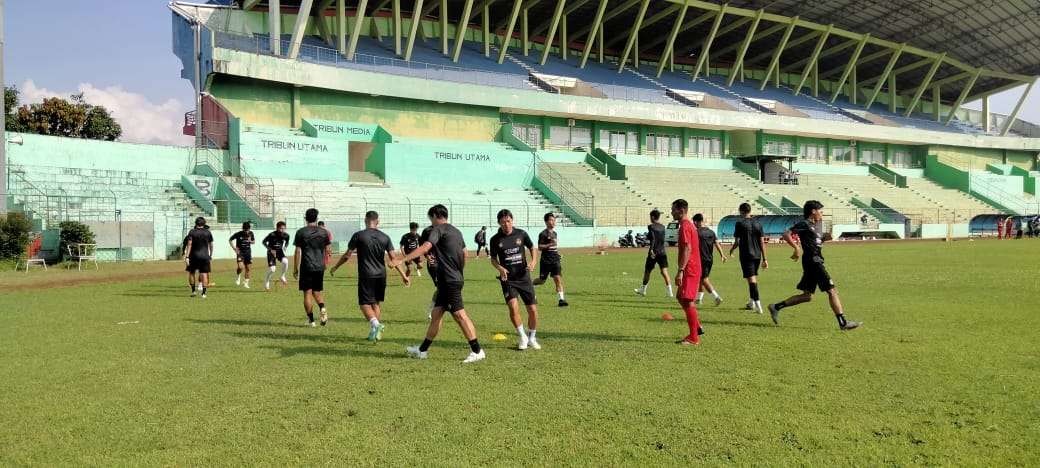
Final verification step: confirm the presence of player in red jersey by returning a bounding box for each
[672,199,703,346]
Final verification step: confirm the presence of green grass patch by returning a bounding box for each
[1,239,1038,465]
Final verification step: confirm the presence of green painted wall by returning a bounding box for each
[729,130,757,156]
[238,130,350,180]
[209,76,293,127]
[380,142,534,188]
[6,132,191,176]
[930,145,1007,171]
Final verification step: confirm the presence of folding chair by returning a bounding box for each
[15,235,47,273]
[67,243,99,271]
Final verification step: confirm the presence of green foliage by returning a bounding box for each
[58,221,95,260]
[0,212,32,260]
[7,87,122,140]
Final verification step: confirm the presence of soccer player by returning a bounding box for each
[672,199,703,346]
[400,222,424,278]
[474,226,488,257]
[532,212,568,307]
[394,204,486,364]
[693,213,727,306]
[229,221,255,288]
[318,221,333,266]
[330,211,410,340]
[634,209,672,297]
[420,224,440,320]
[293,208,332,327]
[489,209,541,350]
[262,222,291,290]
[183,216,214,298]
[768,201,861,331]
[728,203,768,314]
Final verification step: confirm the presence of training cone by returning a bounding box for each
[492,333,507,341]
[661,313,674,321]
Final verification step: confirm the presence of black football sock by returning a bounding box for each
[419,338,433,352]
[307,312,315,323]
[201,287,207,295]
[749,283,760,301]
[836,314,848,328]
[468,339,482,353]
[318,302,325,310]
[774,301,788,311]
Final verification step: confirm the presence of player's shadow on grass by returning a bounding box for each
[230,331,415,346]
[260,345,406,359]
[545,330,665,344]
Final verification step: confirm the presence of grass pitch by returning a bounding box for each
[1,239,1038,465]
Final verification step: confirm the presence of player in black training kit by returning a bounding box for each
[330,211,410,340]
[693,213,727,306]
[532,212,568,307]
[489,209,542,351]
[728,203,768,314]
[399,222,423,278]
[229,221,255,289]
[635,209,673,297]
[183,216,214,298]
[262,221,292,290]
[474,226,488,258]
[769,201,861,331]
[293,208,332,327]
[419,225,440,319]
[394,204,486,363]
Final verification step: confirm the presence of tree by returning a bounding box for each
[4,86,25,133]
[10,90,122,141]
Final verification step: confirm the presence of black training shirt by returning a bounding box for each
[733,217,764,260]
[294,225,330,272]
[475,230,487,245]
[425,223,466,283]
[490,228,534,281]
[697,226,717,264]
[230,230,254,253]
[790,220,825,266]
[419,226,438,268]
[647,222,666,257]
[349,228,393,279]
[538,228,560,264]
[400,232,420,253]
[263,231,291,253]
[186,227,213,261]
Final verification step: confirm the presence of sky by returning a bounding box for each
[3,0,1038,145]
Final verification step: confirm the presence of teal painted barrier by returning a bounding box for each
[238,131,350,181]
[380,142,535,188]
[180,175,217,216]
[756,196,789,215]
[1011,166,1036,195]
[732,157,760,180]
[301,119,392,142]
[869,163,908,188]
[498,124,537,153]
[584,152,607,175]
[591,148,627,180]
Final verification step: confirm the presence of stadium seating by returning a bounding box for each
[622,166,762,222]
[543,162,652,225]
[807,174,992,224]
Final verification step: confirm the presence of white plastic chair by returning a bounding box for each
[66,243,99,271]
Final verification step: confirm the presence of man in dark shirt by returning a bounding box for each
[728,203,768,314]
[693,213,727,306]
[293,208,332,327]
[229,221,255,289]
[635,209,672,298]
[419,224,440,320]
[474,226,488,257]
[330,211,410,340]
[393,204,485,364]
[532,212,568,307]
[400,222,424,278]
[262,221,292,290]
[183,216,214,298]
[489,209,541,351]
[769,200,861,331]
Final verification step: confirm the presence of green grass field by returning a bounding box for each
[2,239,1038,465]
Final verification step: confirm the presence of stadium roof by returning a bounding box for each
[238,0,1039,105]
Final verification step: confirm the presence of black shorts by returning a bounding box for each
[797,263,834,294]
[358,277,387,305]
[186,258,211,274]
[298,270,325,292]
[501,278,537,306]
[644,253,669,271]
[267,251,287,267]
[434,281,465,313]
[539,261,562,280]
[701,260,713,279]
[740,258,761,278]
[237,252,252,265]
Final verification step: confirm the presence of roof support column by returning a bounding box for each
[616,0,650,71]
[393,0,402,55]
[337,0,346,53]
[982,95,991,132]
[269,0,282,56]
[727,8,763,87]
[692,3,727,80]
[539,0,566,65]
[496,0,523,63]
[580,0,609,68]
[945,68,982,125]
[829,33,868,103]
[482,1,490,56]
[864,43,905,110]
[440,0,448,53]
[560,14,567,60]
[849,64,857,104]
[888,73,897,113]
[597,23,603,62]
[656,1,689,78]
[904,53,944,117]
[522,7,529,55]
[404,0,424,60]
[793,23,832,96]
[346,0,369,59]
[999,78,1036,136]
[932,86,941,121]
[287,0,315,59]
[451,0,474,62]
[759,16,797,90]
